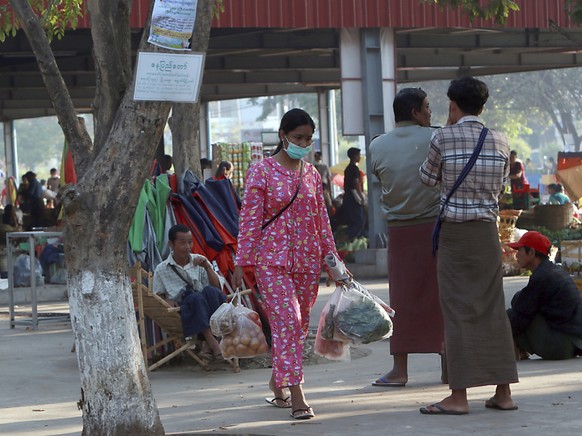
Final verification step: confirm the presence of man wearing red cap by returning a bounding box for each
[507,231,582,360]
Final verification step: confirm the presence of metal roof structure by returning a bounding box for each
[0,0,581,120]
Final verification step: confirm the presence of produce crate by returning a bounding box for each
[534,203,574,231]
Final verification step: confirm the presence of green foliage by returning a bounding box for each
[0,0,83,40]
[528,226,582,248]
[425,0,520,24]
[0,6,18,42]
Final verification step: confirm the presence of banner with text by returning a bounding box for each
[148,0,199,50]
[133,52,205,103]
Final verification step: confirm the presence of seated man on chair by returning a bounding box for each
[507,231,582,360]
[153,224,226,359]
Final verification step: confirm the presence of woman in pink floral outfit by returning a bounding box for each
[232,108,340,420]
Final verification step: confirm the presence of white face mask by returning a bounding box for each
[284,137,312,160]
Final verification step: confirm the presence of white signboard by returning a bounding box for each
[148,0,199,50]
[133,52,205,103]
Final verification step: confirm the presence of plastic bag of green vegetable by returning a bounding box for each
[333,281,394,345]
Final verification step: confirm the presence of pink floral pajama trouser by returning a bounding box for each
[255,265,320,388]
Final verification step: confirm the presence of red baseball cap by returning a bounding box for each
[507,231,551,255]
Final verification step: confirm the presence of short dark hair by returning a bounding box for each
[447,76,489,115]
[160,154,173,172]
[168,224,190,242]
[23,171,37,181]
[314,151,322,159]
[548,183,563,193]
[200,158,212,169]
[50,168,57,174]
[347,147,361,160]
[274,108,316,155]
[393,88,427,123]
[510,150,517,157]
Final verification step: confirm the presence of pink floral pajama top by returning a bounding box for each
[235,157,337,272]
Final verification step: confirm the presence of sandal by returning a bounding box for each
[290,407,315,420]
[265,396,292,408]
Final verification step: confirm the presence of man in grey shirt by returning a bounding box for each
[368,88,445,387]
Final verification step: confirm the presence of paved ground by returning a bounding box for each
[1,276,582,435]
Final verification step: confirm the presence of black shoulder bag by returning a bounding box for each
[261,161,303,230]
[432,127,489,255]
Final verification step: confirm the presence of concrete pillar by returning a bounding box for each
[200,102,210,158]
[317,89,331,164]
[328,90,339,166]
[360,28,397,248]
[3,120,17,180]
[340,28,397,248]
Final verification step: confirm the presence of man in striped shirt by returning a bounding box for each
[418,76,518,415]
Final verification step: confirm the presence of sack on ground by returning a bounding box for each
[219,304,269,358]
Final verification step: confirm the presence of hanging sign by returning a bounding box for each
[133,52,205,103]
[148,0,199,50]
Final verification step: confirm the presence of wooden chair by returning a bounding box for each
[130,262,211,371]
[130,262,254,372]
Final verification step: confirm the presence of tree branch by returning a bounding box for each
[9,0,92,173]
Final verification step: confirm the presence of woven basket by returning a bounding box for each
[534,204,573,231]
[498,210,522,243]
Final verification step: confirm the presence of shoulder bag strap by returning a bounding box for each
[261,161,304,230]
[169,263,195,287]
[432,127,489,255]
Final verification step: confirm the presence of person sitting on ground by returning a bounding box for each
[507,231,582,360]
[153,224,226,359]
[547,183,570,205]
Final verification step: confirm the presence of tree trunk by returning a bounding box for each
[87,0,133,154]
[169,103,201,178]
[169,0,215,179]
[69,270,164,436]
[62,89,171,434]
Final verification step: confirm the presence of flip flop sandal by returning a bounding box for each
[485,399,518,411]
[419,403,468,415]
[290,407,315,420]
[265,397,292,408]
[371,376,406,387]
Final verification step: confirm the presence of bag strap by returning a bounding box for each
[169,263,195,287]
[432,127,489,255]
[261,161,303,230]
